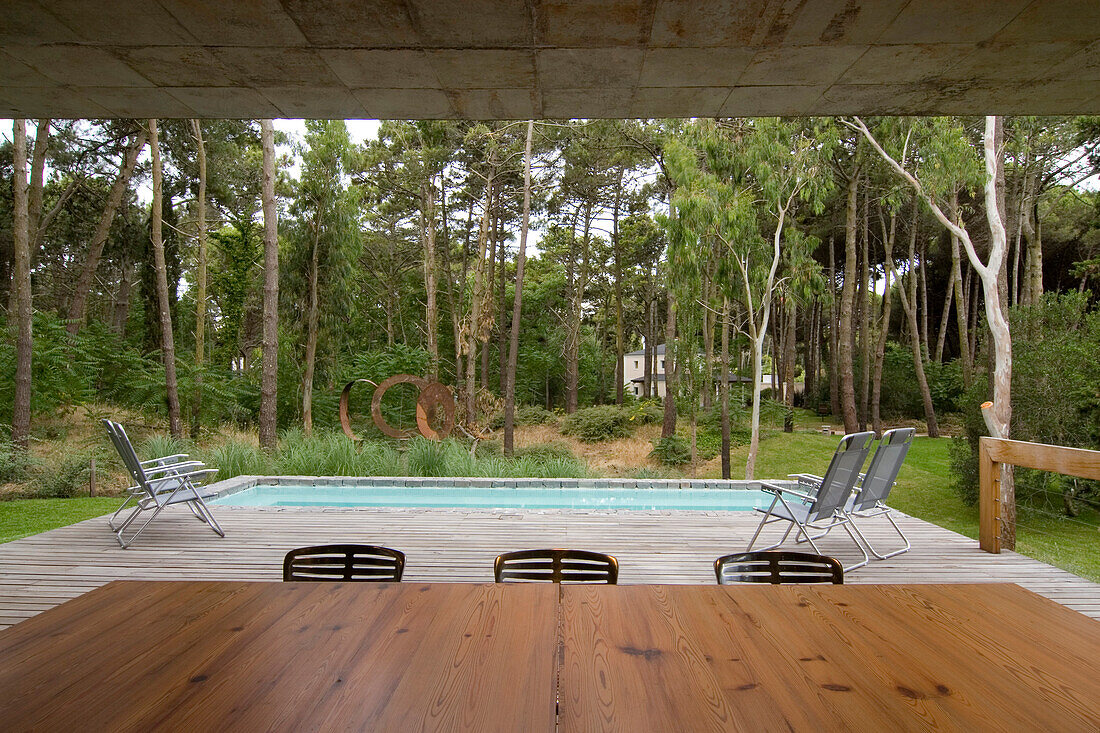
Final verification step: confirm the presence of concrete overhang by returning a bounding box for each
[1,0,1098,119]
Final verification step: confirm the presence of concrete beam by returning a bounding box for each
[0,0,1097,118]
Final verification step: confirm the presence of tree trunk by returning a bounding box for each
[565,204,592,414]
[985,115,1015,547]
[950,209,972,386]
[871,208,896,435]
[504,121,534,456]
[613,169,625,405]
[934,274,953,363]
[422,179,439,380]
[112,261,135,335]
[464,173,494,427]
[28,120,49,245]
[661,292,677,438]
[828,235,839,417]
[258,120,280,451]
[149,120,182,439]
[782,300,796,407]
[720,297,731,479]
[11,121,32,450]
[67,129,149,332]
[302,222,321,434]
[481,195,498,392]
[191,119,207,438]
[838,168,860,433]
[858,187,870,429]
[1027,200,1043,305]
[893,199,938,438]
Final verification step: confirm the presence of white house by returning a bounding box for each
[623,344,753,399]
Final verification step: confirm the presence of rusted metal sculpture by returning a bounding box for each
[340,374,456,441]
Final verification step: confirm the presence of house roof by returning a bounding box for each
[624,344,665,357]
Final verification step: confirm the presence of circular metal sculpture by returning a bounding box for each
[340,374,456,441]
[416,381,456,440]
[339,379,377,442]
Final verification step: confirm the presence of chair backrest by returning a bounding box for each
[809,431,875,521]
[283,544,405,582]
[494,549,618,584]
[103,420,148,489]
[851,427,916,511]
[715,551,844,585]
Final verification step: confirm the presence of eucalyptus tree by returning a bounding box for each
[851,115,1016,544]
[286,120,361,434]
[148,119,182,438]
[258,119,279,450]
[666,117,835,479]
[10,121,32,449]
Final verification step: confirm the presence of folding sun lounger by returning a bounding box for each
[746,431,875,570]
[842,427,916,560]
[103,419,224,548]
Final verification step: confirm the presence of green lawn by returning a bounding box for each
[0,497,121,543]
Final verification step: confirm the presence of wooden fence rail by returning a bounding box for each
[979,437,1100,553]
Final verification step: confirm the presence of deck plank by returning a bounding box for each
[1,506,1098,628]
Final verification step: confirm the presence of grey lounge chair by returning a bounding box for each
[103,420,223,548]
[843,427,915,560]
[746,431,875,570]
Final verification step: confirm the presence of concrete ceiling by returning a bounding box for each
[1,0,1098,119]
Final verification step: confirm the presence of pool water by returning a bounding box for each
[213,484,772,511]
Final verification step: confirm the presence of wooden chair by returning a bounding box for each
[714,551,844,585]
[494,549,618,584]
[283,544,405,582]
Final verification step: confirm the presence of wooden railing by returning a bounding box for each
[979,437,1100,553]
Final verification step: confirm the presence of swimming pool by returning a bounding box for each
[212,482,774,511]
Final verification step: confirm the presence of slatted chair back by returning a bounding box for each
[808,431,875,521]
[494,549,618,584]
[715,551,844,585]
[283,544,405,582]
[851,428,916,511]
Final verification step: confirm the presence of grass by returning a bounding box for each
[0,497,121,543]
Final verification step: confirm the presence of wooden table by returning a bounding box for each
[0,581,558,732]
[3,582,1099,731]
[559,583,1100,731]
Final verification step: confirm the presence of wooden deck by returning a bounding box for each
[2,505,1099,628]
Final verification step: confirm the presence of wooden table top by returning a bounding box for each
[0,581,558,732]
[559,583,1100,732]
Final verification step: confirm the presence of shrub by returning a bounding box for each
[561,405,635,442]
[37,453,93,498]
[488,405,558,430]
[0,437,34,484]
[141,434,192,462]
[515,441,575,461]
[649,435,691,466]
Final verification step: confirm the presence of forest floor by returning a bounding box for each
[1,405,1097,583]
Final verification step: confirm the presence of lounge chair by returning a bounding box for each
[843,427,916,560]
[715,550,844,585]
[103,420,223,548]
[746,431,875,570]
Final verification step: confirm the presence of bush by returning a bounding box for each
[37,453,93,498]
[561,405,636,442]
[489,405,558,429]
[649,435,691,466]
[514,441,575,461]
[0,437,34,484]
[203,440,271,478]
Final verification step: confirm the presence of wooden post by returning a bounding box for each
[978,437,1001,553]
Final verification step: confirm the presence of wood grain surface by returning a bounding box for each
[0,581,558,732]
[558,583,1100,732]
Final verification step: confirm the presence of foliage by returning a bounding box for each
[649,435,691,466]
[0,436,34,483]
[561,405,637,442]
[514,441,575,461]
[36,452,94,499]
